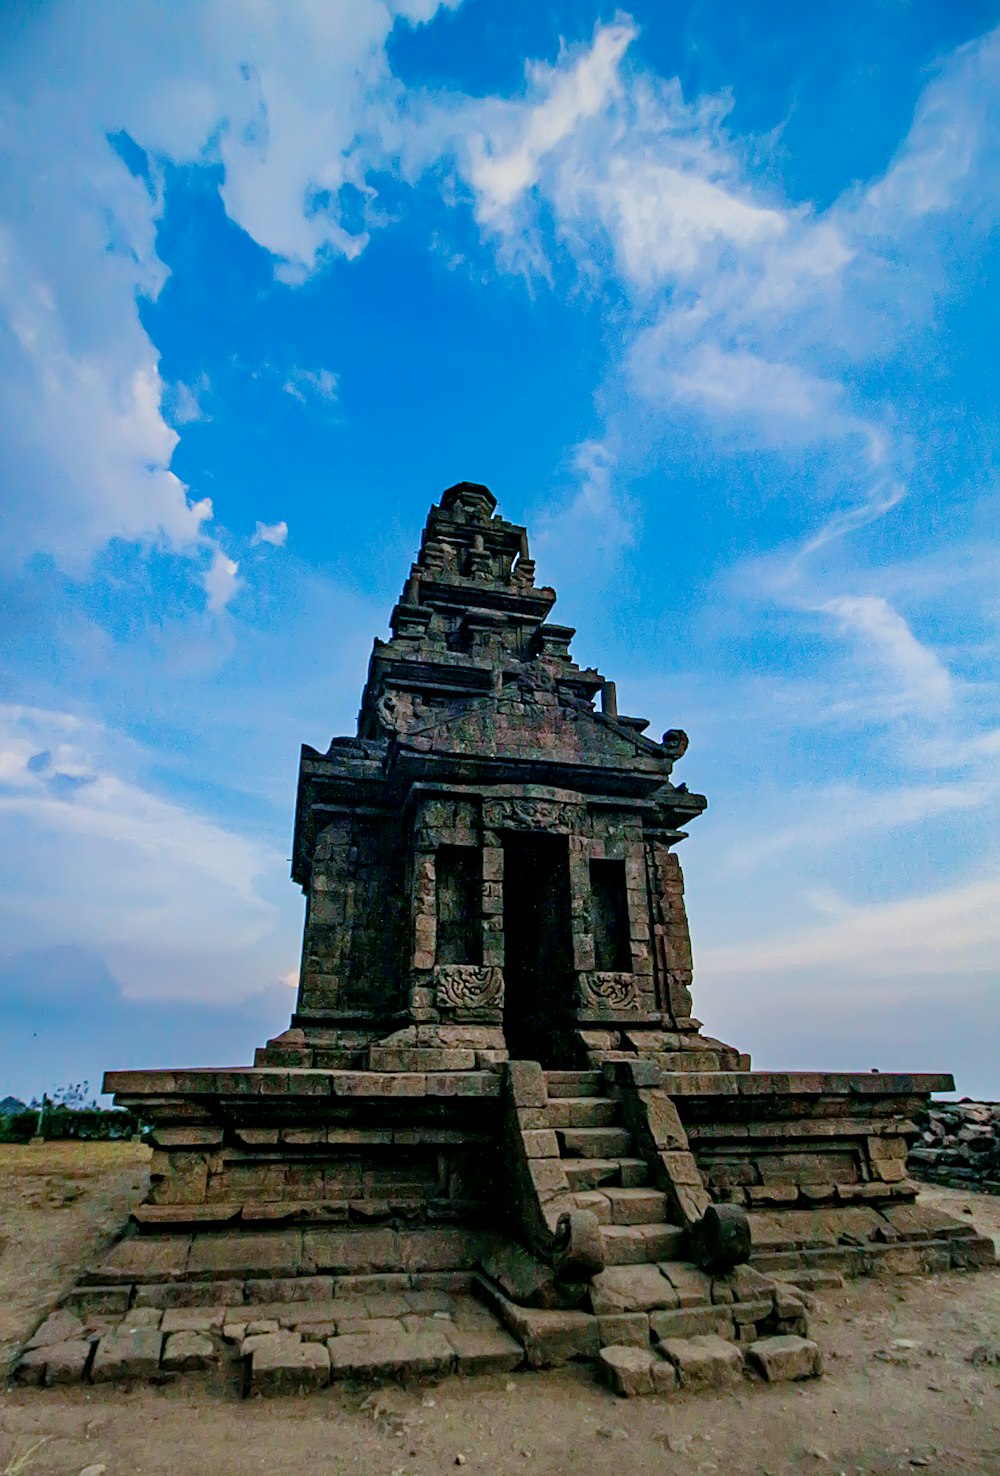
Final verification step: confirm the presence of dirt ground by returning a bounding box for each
[1,1144,998,1476]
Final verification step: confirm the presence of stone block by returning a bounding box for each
[44,1340,93,1385]
[658,1151,705,1187]
[668,1184,712,1224]
[186,1230,305,1279]
[94,1235,192,1283]
[444,1322,524,1374]
[14,1348,49,1386]
[501,1306,599,1369]
[650,1305,734,1341]
[334,1272,411,1296]
[522,1129,560,1158]
[603,1187,667,1225]
[597,1312,650,1348]
[950,1235,997,1269]
[573,1190,611,1223]
[404,1289,455,1313]
[134,1279,245,1308]
[529,1159,570,1199]
[26,1309,85,1349]
[601,1225,650,1266]
[479,1241,562,1308]
[638,1090,688,1149]
[333,1072,427,1097]
[152,1126,225,1148]
[64,1286,131,1316]
[369,1047,476,1072]
[774,1287,808,1321]
[507,1061,548,1107]
[731,1297,772,1326]
[251,1337,330,1395]
[122,1307,163,1329]
[161,1307,226,1333]
[660,1262,713,1308]
[590,1264,678,1314]
[599,1344,656,1397]
[245,1276,335,1303]
[639,1224,686,1259]
[397,1228,482,1272]
[303,1228,397,1275]
[746,1334,822,1382]
[658,1333,743,1389]
[91,1327,164,1382]
[241,1329,300,1358]
[162,1330,217,1371]
[327,1323,456,1380]
[328,1317,402,1338]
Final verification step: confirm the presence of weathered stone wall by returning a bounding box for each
[664,1072,941,1210]
[645,843,695,1024]
[299,814,406,1018]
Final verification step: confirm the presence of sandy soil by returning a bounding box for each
[1,1144,998,1476]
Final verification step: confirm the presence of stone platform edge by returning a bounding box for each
[656,1072,955,1097]
[103,1068,503,1099]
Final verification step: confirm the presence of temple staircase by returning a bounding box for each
[542,1070,685,1264]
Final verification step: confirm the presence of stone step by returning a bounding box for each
[557,1126,635,1159]
[601,1224,686,1266]
[544,1097,620,1129]
[544,1071,605,1097]
[563,1158,650,1191]
[572,1187,669,1226]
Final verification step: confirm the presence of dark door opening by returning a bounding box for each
[502,832,575,1066]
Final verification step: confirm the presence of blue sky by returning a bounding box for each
[1,0,998,1102]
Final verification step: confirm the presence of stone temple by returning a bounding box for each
[24,482,993,1395]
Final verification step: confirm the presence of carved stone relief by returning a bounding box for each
[434,964,504,1012]
[483,797,583,833]
[577,971,640,1010]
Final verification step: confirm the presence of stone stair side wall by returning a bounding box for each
[500,1062,576,1262]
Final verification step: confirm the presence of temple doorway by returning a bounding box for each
[501,831,575,1066]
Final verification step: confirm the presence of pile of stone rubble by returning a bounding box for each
[908,1100,1000,1193]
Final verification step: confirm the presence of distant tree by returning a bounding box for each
[0,1081,140,1141]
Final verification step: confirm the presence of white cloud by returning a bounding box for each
[861,28,1000,226]
[701,870,1000,979]
[203,548,241,613]
[654,345,854,448]
[818,594,954,714]
[428,17,997,581]
[467,21,635,226]
[0,0,452,587]
[251,520,289,548]
[0,705,289,1001]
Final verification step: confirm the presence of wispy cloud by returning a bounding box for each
[283,366,339,405]
[251,520,289,548]
[702,870,1000,979]
[816,594,954,714]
